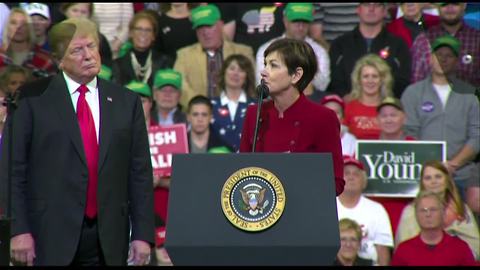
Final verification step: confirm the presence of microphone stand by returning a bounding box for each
[252,81,269,153]
[0,92,16,266]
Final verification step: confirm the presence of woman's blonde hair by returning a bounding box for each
[419,160,466,219]
[2,8,36,51]
[338,218,362,242]
[349,54,393,100]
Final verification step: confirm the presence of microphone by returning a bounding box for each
[256,79,269,99]
[252,79,269,152]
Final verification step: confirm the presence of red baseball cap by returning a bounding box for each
[320,94,345,111]
[343,156,365,171]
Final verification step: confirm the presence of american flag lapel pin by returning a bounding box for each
[107,96,113,102]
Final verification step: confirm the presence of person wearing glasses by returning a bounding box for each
[392,191,476,266]
[112,11,173,89]
[395,160,479,260]
[336,156,393,265]
[334,218,374,266]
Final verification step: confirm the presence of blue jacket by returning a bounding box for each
[211,95,255,152]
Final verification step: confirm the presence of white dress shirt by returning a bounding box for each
[220,91,248,122]
[63,72,100,143]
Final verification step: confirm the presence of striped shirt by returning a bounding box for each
[312,3,360,42]
[92,3,134,49]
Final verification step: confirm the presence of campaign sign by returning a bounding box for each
[148,124,188,177]
[356,140,446,197]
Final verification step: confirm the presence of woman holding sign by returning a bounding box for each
[239,38,345,196]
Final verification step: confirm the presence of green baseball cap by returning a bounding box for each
[125,80,152,97]
[190,4,221,29]
[284,3,314,22]
[118,41,133,58]
[431,35,461,56]
[153,69,182,90]
[98,64,112,80]
[208,146,232,154]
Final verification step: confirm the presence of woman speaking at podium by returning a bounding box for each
[239,38,345,196]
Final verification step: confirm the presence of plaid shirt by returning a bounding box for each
[411,23,480,87]
[0,45,57,78]
[410,33,431,84]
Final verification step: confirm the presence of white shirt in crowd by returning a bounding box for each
[433,83,451,109]
[341,127,357,157]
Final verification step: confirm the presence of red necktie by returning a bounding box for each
[77,84,99,218]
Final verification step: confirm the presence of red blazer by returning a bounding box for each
[240,93,345,196]
[386,14,440,48]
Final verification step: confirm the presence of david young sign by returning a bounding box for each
[356,140,446,197]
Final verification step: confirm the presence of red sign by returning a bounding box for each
[148,124,188,177]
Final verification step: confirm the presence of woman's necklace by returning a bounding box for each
[131,50,152,83]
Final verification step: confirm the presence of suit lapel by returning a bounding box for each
[48,73,87,166]
[97,78,113,172]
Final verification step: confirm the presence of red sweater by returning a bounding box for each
[392,232,476,266]
[240,93,345,196]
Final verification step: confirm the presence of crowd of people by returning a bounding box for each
[0,2,479,266]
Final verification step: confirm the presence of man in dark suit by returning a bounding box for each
[1,17,154,266]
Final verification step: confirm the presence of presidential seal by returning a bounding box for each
[221,167,286,232]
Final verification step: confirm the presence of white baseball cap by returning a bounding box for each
[24,3,50,20]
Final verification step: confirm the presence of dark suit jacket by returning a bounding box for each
[0,73,155,265]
